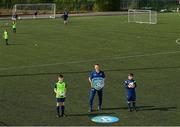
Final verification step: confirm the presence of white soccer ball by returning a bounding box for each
[128,83,135,88]
[60,92,65,97]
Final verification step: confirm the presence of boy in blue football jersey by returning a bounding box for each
[124,73,137,112]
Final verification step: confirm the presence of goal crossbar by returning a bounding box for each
[12,3,56,19]
[128,9,157,24]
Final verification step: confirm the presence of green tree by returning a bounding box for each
[95,0,120,11]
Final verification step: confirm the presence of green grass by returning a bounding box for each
[0,13,180,126]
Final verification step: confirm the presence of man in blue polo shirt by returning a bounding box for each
[88,64,105,112]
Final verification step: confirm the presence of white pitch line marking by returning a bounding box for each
[0,50,180,71]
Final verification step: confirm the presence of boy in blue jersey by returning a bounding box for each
[88,64,105,112]
[124,73,137,112]
[63,9,69,25]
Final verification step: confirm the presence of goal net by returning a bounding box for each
[12,3,56,19]
[128,9,157,24]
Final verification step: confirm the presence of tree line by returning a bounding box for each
[0,0,179,12]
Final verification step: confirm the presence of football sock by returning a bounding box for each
[90,105,93,111]
[56,106,60,115]
[128,102,131,110]
[6,40,8,45]
[133,102,136,109]
[61,105,65,116]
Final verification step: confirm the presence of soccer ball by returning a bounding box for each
[59,92,65,97]
[128,83,135,88]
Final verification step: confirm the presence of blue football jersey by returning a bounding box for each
[90,71,105,80]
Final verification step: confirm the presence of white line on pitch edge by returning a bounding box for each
[0,50,180,71]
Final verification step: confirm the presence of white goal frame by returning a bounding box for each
[12,3,56,19]
[128,9,157,24]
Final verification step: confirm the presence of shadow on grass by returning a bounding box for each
[67,112,115,117]
[1,65,180,77]
[102,105,154,110]
[8,43,25,46]
[0,121,8,126]
[66,106,176,118]
[102,106,177,112]
[138,106,177,111]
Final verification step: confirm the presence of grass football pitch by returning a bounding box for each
[0,13,180,126]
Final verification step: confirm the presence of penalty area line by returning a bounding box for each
[0,50,180,71]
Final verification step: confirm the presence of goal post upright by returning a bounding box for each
[149,10,151,24]
[53,3,56,19]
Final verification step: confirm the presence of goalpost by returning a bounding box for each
[12,3,56,19]
[128,9,157,24]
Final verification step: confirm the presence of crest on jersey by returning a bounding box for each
[92,77,105,90]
